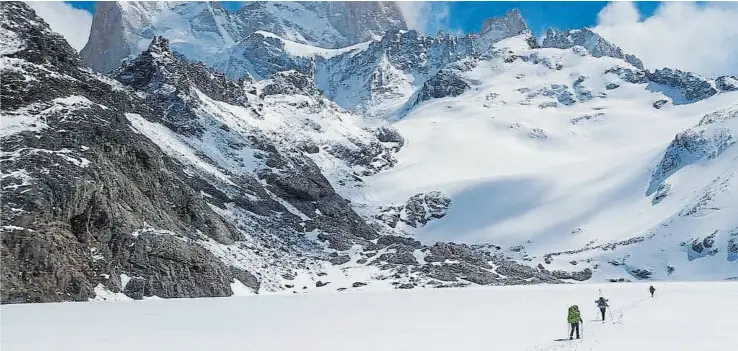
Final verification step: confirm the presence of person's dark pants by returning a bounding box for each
[569,323,580,339]
[600,308,606,321]
[650,291,654,297]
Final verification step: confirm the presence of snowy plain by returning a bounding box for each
[2,282,736,351]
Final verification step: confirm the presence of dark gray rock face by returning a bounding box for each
[542,28,643,69]
[377,250,419,266]
[373,125,405,148]
[652,183,671,204]
[479,9,529,44]
[653,99,669,109]
[551,268,593,281]
[691,233,716,253]
[327,138,399,177]
[628,269,652,280]
[413,70,470,105]
[412,243,560,286]
[685,231,719,261]
[573,76,593,102]
[0,3,257,303]
[1,3,385,303]
[605,67,647,84]
[376,191,452,229]
[231,267,260,291]
[715,76,738,92]
[728,233,738,262]
[426,243,490,266]
[377,235,422,249]
[260,70,320,97]
[329,255,351,265]
[646,68,717,103]
[403,192,452,228]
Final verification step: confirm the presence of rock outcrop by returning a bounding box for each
[542,28,643,69]
[645,68,717,103]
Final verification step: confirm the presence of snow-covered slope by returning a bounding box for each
[3,282,737,351]
[315,11,528,119]
[5,0,737,305]
[356,34,738,282]
[3,3,561,303]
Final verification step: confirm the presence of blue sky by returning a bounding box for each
[65,1,660,36]
[33,1,738,76]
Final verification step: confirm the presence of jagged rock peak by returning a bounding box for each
[146,36,171,55]
[542,27,644,69]
[115,36,248,109]
[261,70,319,97]
[479,9,529,42]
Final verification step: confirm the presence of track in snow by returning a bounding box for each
[2,282,735,351]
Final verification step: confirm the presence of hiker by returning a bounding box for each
[567,305,582,339]
[595,296,609,321]
[649,285,655,297]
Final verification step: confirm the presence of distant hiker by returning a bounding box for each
[649,285,655,297]
[595,296,609,321]
[567,305,582,339]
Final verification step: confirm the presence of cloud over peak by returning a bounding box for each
[25,1,93,52]
[594,1,738,77]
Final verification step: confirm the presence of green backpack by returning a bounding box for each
[568,305,581,323]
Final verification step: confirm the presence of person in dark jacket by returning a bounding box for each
[567,305,582,339]
[649,285,655,297]
[595,297,609,321]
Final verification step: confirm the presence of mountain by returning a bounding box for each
[80,1,407,73]
[357,34,738,282]
[479,8,529,44]
[236,1,406,49]
[2,2,556,303]
[4,0,738,304]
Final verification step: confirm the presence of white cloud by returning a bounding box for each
[397,2,451,35]
[593,1,738,77]
[26,1,93,52]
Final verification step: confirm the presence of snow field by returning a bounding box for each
[353,36,738,280]
[2,282,736,351]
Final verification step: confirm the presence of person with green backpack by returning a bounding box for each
[567,305,583,340]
